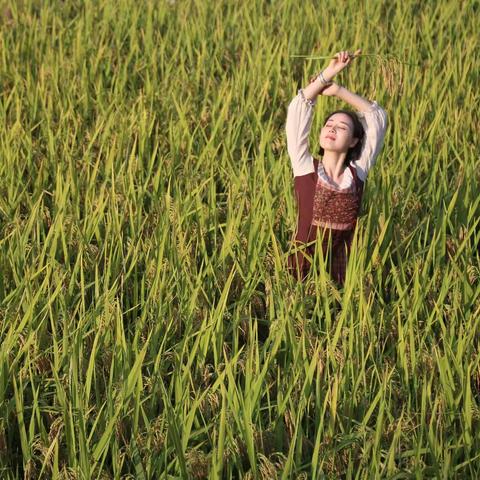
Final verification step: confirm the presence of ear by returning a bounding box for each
[349,137,359,148]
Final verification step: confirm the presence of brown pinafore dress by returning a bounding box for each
[287,158,364,285]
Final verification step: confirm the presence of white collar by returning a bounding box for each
[318,163,353,189]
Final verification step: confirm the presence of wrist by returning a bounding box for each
[314,70,333,88]
[322,67,336,82]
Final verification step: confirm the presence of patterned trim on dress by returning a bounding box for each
[316,163,355,191]
[311,219,356,230]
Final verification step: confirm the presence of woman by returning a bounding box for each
[285,48,388,286]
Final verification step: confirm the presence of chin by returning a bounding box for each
[321,146,345,153]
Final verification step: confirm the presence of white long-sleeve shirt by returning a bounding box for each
[285,88,388,186]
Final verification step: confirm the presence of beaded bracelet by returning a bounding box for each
[317,71,333,86]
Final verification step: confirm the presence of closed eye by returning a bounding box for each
[326,124,346,130]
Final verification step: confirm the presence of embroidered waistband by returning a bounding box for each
[311,219,355,231]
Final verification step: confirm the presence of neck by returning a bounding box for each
[321,150,348,179]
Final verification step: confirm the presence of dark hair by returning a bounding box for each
[318,109,365,167]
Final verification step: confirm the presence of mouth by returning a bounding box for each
[326,135,336,141]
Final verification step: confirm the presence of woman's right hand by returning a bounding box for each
[323,49,361,81]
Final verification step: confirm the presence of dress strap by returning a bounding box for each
[348,164,364,193]
[312,157,320,183]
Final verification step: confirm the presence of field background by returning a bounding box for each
[0,0,479,478]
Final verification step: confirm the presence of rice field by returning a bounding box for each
[0,0,479,478]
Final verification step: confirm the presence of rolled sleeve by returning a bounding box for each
[285,89,316,177]
[353,101,388,182]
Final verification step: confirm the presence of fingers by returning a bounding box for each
[335,49,362,62]
[337,50,348,63]
[335,50,350,63]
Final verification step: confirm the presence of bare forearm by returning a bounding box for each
[302,60,374,112]
[302,66,336,102]
[334,85,373,112]
[302,77,329,102]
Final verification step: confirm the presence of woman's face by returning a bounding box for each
[319,113,359,153]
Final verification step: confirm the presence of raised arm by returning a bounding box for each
[324,85,387,180]
[285,49,357,177]
[302,49,363,104]
[285,89,317,177]
[302,49,388,181]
